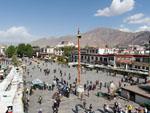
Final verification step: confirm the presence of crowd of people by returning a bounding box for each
[22,58,149,113]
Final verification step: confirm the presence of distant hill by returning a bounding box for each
[31,27,150,47]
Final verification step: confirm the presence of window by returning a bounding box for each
[100,57,102,61]
[143,58,150,63]
[104,58,107,62]
[95,57,98,61]
[85,56,87,59]
[136,58,140,62]
[96,49,98,53]
[93,50,95,53]
[138,66,141,69]
[142,66,145,69]
[75,56,77,60]
[81,56,83,60]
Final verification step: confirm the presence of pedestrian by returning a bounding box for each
[38,109,42,113]
[52,100,58,113]
[144,107,148,113]
[68,75,71,80]
[75,105,78,113]
[56,98,61,108]
[87,88,90,97]
[38,96,42,104]
[83,100,86,109]
[99,82,102,90]
[6,107,13,113]
[80,93,83,101]
[103,104,110,113]
[84,84,87,90]
[89,104,93,112]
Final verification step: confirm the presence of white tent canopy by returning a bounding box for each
[32,79,43,85]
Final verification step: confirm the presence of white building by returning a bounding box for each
[98,48,114,54]
[56,41,75,48]
[41,47,54,54]
[54,48,64,56]
[0,46,6,56]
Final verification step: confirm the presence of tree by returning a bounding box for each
[17,43,26,57]
[63,46,75,57]
[25,44,33,58]
[57,56,67,64]
[12,55,19,66]
[5,45,16,58]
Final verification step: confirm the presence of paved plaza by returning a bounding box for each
[23,59,139,113]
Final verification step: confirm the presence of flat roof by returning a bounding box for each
[122,85,150,98]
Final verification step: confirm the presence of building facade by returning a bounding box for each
[70,47,150,73]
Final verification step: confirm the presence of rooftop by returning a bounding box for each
[122,85,150,98]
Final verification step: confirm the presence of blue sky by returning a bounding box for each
[0,0,149,43]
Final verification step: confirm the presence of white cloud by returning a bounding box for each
[95,0,135,17]
[124,13,150,24]
[118,25,150,32]
[136,25,150,32]
[118,25,133,32]
[0,26,35,44]
[119,27,132,32]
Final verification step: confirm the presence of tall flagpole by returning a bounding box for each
[77,28,81,84]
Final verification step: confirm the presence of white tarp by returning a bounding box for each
[0,67,24,113]
[0,67,15,91]
[0,102,7,113]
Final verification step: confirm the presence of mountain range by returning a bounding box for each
[31,28,150,48]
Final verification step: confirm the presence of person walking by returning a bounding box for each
[144,107,148,113]
[83,100,86,109]
[99,82,102,90]
[38,109,42,113]
[52,100,58,113]
[38,96,42,104]
[89,104,93,112]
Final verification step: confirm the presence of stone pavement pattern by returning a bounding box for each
[24,60,139,113]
